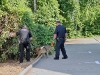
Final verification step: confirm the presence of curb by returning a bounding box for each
[19,55,43,75]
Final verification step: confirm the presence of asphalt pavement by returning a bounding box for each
[25,38,100,75]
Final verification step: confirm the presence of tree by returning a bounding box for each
[34,0,37,12]
[33,0,63,26]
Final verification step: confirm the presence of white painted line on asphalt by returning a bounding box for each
[88,51,92,53]
[84,62,95,64]
[95,61,100,64]
[84,61,100,65]
[78,52,87,53]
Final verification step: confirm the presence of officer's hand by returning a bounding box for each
[51,40,55,47]
[64,38,67,43]
[9,33,13,37]
[9,32,16,37]
[52,40,54,43]
[30,37,32,40]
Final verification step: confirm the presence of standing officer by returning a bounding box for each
[53,20,68,60]
[10,25,32,63]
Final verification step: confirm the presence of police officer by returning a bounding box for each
[10,25,32,63]
[53,20,68,60]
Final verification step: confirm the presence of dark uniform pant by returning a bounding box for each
[55,39,68,58]
[19,42,30,63]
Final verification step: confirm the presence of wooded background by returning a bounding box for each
[0,0,100,61]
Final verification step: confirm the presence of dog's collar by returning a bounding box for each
[41,46,44,49]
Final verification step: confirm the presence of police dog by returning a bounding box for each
[33,45,52,58]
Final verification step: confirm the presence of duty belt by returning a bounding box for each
[56,38,64,41]
[57,38,64,39]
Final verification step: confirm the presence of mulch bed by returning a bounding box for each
[0,58,35,75]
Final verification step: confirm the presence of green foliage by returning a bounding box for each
[1,0,31,14]
[0,0,33,61]
[33,0,63,26]
[58,0,100,38]
[0,13,20,62]
[35,25,54,45]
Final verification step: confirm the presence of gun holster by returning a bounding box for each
[56,38,60,42]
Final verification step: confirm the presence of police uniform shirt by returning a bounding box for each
[54,25,66,39]
[16,29,32,43]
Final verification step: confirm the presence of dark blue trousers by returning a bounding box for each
[55,39,68,58]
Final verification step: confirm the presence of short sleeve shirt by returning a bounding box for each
[54,25,66,38]
[16,29,32,41]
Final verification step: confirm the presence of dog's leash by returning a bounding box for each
[44,46,47,51]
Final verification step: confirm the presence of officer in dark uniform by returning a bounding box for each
[10,25,32,63]
[53,20,68,60]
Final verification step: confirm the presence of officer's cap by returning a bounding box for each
[22,25,27,29]
[56,20,60,23]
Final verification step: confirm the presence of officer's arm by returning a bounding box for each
[53,34,57,40]
[65,33,67,40]
[29,31,32,40]
[65,27,67,41]
[53,27,57,41]
[9,32,16,37]
[9,30,20,37]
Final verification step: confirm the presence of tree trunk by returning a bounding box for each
[34,0,36,12]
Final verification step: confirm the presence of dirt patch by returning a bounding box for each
[0,58,36,75]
